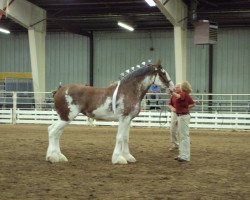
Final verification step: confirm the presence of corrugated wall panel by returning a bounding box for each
[94,29,250,94]
[1,28,250,94]
[94,31,175,87]
[0,32,89,91]
[187,31,209,93]
[94,30,209,92]
[0,34,31,72]
[213,28,250,94]
[46,33,89,91]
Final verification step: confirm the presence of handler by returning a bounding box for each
[167,83,181,151]
[169,81,195,162]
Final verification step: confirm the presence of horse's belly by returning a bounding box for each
[89,96,123,121]
[92,112,118,121]
[91,106,119,121]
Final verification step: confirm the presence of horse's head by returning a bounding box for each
[151,60,174,92]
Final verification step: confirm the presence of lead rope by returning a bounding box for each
[112,81,121,114]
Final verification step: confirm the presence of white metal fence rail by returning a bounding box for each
[0,92,250,130]
[1,109,249,130]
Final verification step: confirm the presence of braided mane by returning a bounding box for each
[119,61,153,81]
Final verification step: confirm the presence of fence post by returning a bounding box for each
[149,111,152,127]
[201,94,204,113]
[230,95,233,113]
[235,112,238,129]
[214,111,218,128]
[12,92,17,124]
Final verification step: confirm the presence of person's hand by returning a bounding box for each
[169,88,174,95]
[171,107,176,112]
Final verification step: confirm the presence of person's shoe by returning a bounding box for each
[169,146,179,151]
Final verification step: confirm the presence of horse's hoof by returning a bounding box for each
[46,153,68,163]
[112,155,128,165]
[125,154,136,163]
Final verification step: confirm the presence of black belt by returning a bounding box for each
[176,113,189,116]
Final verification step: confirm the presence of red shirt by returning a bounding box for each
[169,92,194,114]
[169,95,178,108]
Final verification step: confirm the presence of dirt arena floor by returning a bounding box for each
[0,124,249,200]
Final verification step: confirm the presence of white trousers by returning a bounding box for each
[170,112,179,147]
[177,114,191,161]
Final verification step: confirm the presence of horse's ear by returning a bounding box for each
[155,59,161,67]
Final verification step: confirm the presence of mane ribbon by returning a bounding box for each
[112,81,121,114]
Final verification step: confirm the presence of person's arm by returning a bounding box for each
[188,95,196,109]
[170,91,181,99]
[189,103,196,109]
[168,97,176,112]
[168,104,176,112]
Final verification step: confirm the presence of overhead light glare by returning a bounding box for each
[145,0,156,7]
[0,27,10,34]
[117,22,134,31]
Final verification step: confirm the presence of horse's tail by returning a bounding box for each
[52,85,62,97]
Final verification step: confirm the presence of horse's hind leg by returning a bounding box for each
[46,119,69,163]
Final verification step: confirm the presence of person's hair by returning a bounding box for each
[181,81,192,94]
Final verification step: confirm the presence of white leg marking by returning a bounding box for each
[112,117,135,164]
[122,123,136,163]
[46,120,69,163]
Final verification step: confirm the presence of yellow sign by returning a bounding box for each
[0,72,32,79]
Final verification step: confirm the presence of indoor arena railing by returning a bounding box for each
[0,91,250,129]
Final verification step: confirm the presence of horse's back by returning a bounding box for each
[53,84,116,120]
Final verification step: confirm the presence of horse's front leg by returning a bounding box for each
[123,123,136,163]
[112,117,135,164]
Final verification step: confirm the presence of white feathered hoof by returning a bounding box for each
[112,155,128,165]
[124,154,136,163]
[46,152,68,163]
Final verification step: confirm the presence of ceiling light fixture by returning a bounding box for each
[145,0,156,7]
[117,21,134,31]
[0,27,10,34]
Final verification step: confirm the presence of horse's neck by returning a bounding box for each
[122,75,154,99]
[139,75,155,98]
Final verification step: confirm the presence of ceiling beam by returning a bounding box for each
[0,0,46,32]
[155,0,188,28]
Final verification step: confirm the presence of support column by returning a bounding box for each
[0,0,47,108]
[208,44,213,111]
[174,26,187,83]
[28,29,46,108]
[89,31,94,86]
[155,0,188,83]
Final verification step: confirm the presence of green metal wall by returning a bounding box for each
[0,28,249,93]
[93,30,210,92]
[94,31,175,87]
[213,28,250,94]
[0,32,88,91]
[46,33,89,91]
[0,34,31,72]
[94,29,250,94]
